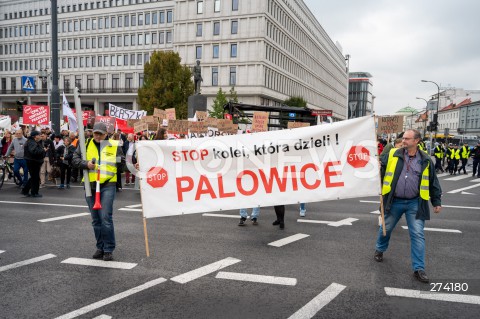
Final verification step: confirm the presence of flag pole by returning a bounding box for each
[73,88,92,198]
[374,115,387,236]
[136,151,150,257]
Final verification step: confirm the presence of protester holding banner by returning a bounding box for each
[272,205,286,229]
[72,122,125,261]
[238,207,260,226]
[374,129,442,283]
[22,131,45,198]
[124,133,136,186]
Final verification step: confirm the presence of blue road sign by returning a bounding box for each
[289,112,296,118]
[21,76,35,91]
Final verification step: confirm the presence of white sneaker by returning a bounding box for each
[299,209,306,217]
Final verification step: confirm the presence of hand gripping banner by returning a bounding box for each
[136,116,380,218]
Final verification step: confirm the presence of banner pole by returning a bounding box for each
[374,116,387,236]
[137,166,150,257]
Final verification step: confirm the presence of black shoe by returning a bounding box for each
[103,252,113,261]
[31,194,43,198]
[251,218,258,225]
[23,194,31,198]
[92,249,104,259]
[414,270,429,283]
[272,220,280,226]
[374,250,383,262]
[279,222,285,229]
[238,217,246,226]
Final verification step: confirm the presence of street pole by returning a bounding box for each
[50,0,60,134]
[421,80,440,145]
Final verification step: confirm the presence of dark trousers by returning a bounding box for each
[23,160,42,195]
[458,158,468,174]
[448,159,459,174]
[116,170,122,190]
[60,163,72,185]
[274,205,285,222]
[434,157,444,172]
[473,158,480,177]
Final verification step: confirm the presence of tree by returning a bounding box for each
[138,51,194,118]
[284,96,307,108]
[229,86,239,103]
[209,88,228,119]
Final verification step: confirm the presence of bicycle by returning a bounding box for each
[0,157,23,189]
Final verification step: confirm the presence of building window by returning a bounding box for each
[159,32,165,44]
[229,66,236,85]
[160,11,165,23]
[111,16,116,28]
[99,75,106,90]
[130,53,135,65]
[231,20,238,34]
[137,53,142,65]
[214,0,220,12]
[212,67,218,86]
[118,16,123,27]
[138,34,143,45]
[152,32,157,44]
[124,54,129,66]
[87,75,94,91]
[232,0,239,11]
[145,13,150,25]
[166,31,172,43]
[167,11,173,23]
[196,46,202,59]
[230,43,237,57]
[196,23,202,36]
[139,73,144,87]
[213,22,220,35]
[152,12,158,24]
[98,17,103,29]
[126,73,133,88]
[213,44,219,58]
[124,15,129,27]
[197,1,203,14]
[131,15,136,26]
[124,34,130,46]
[112,74,119,91]
[138,14,143,26]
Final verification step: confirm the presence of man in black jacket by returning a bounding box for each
[472,141,480,178]
[374,129,442,283]
[22,131,46,198]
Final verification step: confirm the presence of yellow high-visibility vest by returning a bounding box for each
[450,149,460,160]
[84,138,119,184]
[461,146,471,159]
[382,149,430,201]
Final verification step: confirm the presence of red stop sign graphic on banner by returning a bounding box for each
[347,146,370,168]
[146,167,168,188]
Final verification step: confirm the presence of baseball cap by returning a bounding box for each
[30,131,40,137]
[93,122,107,134]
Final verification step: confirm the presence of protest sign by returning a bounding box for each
[137,116,380,217]
[108,103,146,120]
[94,116,115,134]
[134,122,149,133]
[166,108,176,120]
[22,105,50,125]
[288,122,310,129]
[377,116,404,134]
[252,111,268,132]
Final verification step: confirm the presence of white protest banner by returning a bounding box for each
[108,103,147,120]
[136,116,380,218]
[62,92,78,132]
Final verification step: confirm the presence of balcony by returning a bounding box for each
[0,88,139,95]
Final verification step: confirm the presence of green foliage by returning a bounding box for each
[229,86,239,103]
[138,51,194,118]
[209,88,228,119]
[284,96,307,108]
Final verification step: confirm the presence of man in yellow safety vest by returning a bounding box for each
[374,129,442,283]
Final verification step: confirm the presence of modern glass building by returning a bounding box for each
[348,71,373,119]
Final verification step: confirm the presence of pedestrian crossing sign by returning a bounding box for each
[21,76,35,91]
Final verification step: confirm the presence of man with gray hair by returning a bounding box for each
[5,129,29,188]
[374,129,442,283]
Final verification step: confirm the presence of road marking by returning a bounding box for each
[0,250,5,254]
[61,258,137,270]
[359,200,380,204]
[448,183,480,194]
[470,178,480,183]
[125,204,142,208]
[444,174,472,181]
[54,277,167,319]
[0,200,88,208]
[92,315,112,319]
[202,213,248,219]
[268,234,310,247]
[436,173,450,178]
[287,283,346,319]
[38,213,90,223]
[369,210,380,215]
[170,257,241,284]
[0,254,56,272]
[216,271,297,286]
[297,218,358,227]
[461,191,475,195]
[443,205,480,210]
[118,208,142,212]
[401,226,461,233]
[385,287,480,305]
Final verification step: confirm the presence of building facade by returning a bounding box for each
[348,72,373,119]
[0,0,348,122]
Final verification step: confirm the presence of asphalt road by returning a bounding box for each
[1,167,479,319]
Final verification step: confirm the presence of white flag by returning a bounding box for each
[62,92,78,132]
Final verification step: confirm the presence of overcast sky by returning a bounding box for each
[303,0,480,115]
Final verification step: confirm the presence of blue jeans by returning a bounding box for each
[14,158,28,186]
[85,185,116,253]
[376,198,425,271]
[240,207,260,219]
[300,203,306,211]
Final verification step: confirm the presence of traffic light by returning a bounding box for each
[16,99,27,112]
[431,122,438,132]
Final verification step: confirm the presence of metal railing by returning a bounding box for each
[0,87,138,94]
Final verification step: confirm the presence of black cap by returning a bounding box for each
[30,131,40,137]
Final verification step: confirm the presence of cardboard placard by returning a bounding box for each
[166,108,176,120]
[205,117,218,128]
[252,111,269,132]
[168,120,189,134]
[143,116,158,124]
[377,116,404,134]
[287,122,310,129]
[127,119,141,127]
[195,111,208,121]
[153,109,167,120]
[188,121,208,134]
[148,123,160,131]
[134,122,149,133]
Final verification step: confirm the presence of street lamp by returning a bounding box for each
[421,80,441,144]
[416,97,429,138]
